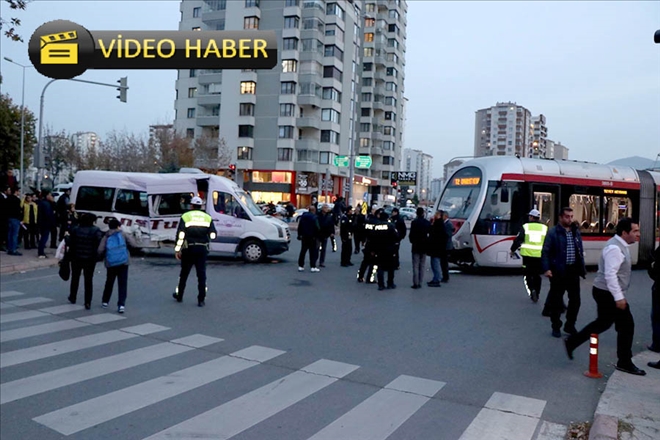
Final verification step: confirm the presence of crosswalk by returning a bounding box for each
[1,289,568,440]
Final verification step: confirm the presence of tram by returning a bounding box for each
[434,156,660,268]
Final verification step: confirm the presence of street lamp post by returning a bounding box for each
[3,57,30,193]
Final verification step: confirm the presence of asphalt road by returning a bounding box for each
[0,239,654,440]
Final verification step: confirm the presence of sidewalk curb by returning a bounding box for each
[0,258,59,275]
[589,414,618,440]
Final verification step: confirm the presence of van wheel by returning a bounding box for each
[242,239,265,263]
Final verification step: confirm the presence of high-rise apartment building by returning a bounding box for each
[402,148,432,202]
[546,139,569,160]
[530,114,548,158]
[473,102,533,158]
[70,132,98,156]
[430,177,443,204]
[174,0,407,207]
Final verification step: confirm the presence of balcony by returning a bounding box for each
[300,50,323,64]
[196,115,219,127]
[374,71,386,82]
[295,138,320,150]
[297,117,320,129]
[202,10,225,22]
[298,94,322,107]
[373,101,384,111]
[197,94,222,106]
[358,146,371,155]
[198,73,223,85]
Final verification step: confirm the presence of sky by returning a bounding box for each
[1,0,659,178]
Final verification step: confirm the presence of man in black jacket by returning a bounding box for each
[409,207,431,289]
[56,188,71,241]
[340,205,354,267]
[317,204,335,267]
[66,213,103,309]
[297,205,321,272]
[373,211,399,290]
[390,208,407,270]
[37,191,57,258]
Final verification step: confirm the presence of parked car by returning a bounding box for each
[399,207,417,220]
[293,208,308,222]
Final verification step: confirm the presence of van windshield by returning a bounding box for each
[236,190,264,216]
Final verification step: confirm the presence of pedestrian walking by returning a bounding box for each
[5,187,23,256]
[21,193,38,250]
[172,196,217,307]
[564,218,646,376]
[389,207,407,270]
[56,188,71,241]
[510,209,548,302]
[98,218,138,313]
[317,204,335,267]
[409,207,431,289]
[427,211,448,287]
[373,211,399,290]
[541,207,586,337]
[66,213,103,309]
[297,205,321,272]
[36,190,57,258]
[353,203,366,254]
[340,205,354,267]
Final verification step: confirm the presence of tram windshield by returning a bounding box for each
[438,167,483,219]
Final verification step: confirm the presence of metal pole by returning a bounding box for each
[348,140,355,206]
[19,66,25,193]
[37,79,59,191]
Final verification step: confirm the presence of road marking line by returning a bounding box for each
[4,297,54,307]
[0,291,25,298]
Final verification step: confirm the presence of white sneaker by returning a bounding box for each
[311,267,320,272]
[118,306,125,314]
[298,267,305,272]
[102,302,108,308]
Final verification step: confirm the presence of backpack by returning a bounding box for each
[106,233,129,267]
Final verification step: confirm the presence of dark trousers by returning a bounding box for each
[50,224,58,248]
[102,264,129,306]
[358,249,377,282]
[412,253,426,286]
[353,233,362,254]
[0,217,7,248]
[58,220,68,241]
[651,283,660,350]
[177,247,208,301]
[440,250,450,281]
[522,256,543,295]
[376,257,395,287]
[7,218,20,253]
[298,237,319,268]
[38,226,51,256]
[547,264,582,331]
[393,242,401,269]
[319,236,330,265]
[24,223,37,249]
[567,287,635,366]
[341,238,352,265]
[70,260,97,305]
[330,235,336,252]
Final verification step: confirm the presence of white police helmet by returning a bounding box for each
[528,209,541,217]
[191,196,204,205]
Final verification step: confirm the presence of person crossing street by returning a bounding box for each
[173,196,217,307]
[510,209,548,303]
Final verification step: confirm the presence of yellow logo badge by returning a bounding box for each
[40,30,79,64]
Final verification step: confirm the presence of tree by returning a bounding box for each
[42,126,77,183]
[193,134,231,174]
[150,127,193,172]
[2,0,30,42]
[412,193,420,206]
[0,93,36,172]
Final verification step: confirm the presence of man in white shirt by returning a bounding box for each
[563,218,645,375]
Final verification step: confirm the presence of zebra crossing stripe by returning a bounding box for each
[0,323,169,368]
[1,334,223,405]
[307,375,446,440]
[0,291,24,298]
[458,392,546,440]
[0,304,84,324]
[1,314,126,343]
[143,359,360,440]
[0,303,17,310]
[33,345,286,436]
[3,297,54,307]
[38,304,84,314]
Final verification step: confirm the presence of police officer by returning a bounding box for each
[373,211,399,290]
[357,206,381,283]
[510,209,548,303]
[340,205,355,267]
[173,196,217,307]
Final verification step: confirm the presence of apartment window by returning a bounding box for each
[386,81,397,92]
[302,38,323,52]
[297,149,317,163]
[388,24,399,34]
[239,103,255,116]
[244,16,259,29]
[389,9,399,19]
[364,32,374,42]
[324,45,344,61]
[383,126,395,136]
[303,17,325,32]
[365,3,376,12]
[363,47,374,57]
[383,141,394,150]
[240,81,256,94]
[300,82,322,96]
[189,69,197,78]
[387,38,398,49]
[279,103,295,117]
[322,87,341,102]
[282,59,298,72]
[284,16,300,29]
[280,81,297,94]
[361,92,372,102]
[385,111,396,121]
[279,126,294,138]
[238,125,254,138]
[186,128,194,138]
[192,26,201,31]
[320,130,339,144]
[188,87,197,98]
[277,148,293,161]
[382,156,394,165]
[214,20,225,30]
[323,66,342,81]
[321,108,340,123]
[285,0,299,6]
[210,105,220,116]
[206,0,226,11]
[282,37,299,50]
[326,3,345,20]
[319,151,332,165]
[187,108,196,118]
[361,108,371,117]
[325,24,344,41]
[387,53,399,63]
[364,18,375,27]
[245,0,259,7]
[192,7,201,17]
[360,123,370,132]
[385,96,397,106]
[386,67,397,77]
[237,146,253,160]
[359,138,370,147]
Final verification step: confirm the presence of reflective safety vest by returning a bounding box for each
[520,222,548,258]
[175,210,216,252]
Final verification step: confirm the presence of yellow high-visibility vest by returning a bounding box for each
[520,222,548,258]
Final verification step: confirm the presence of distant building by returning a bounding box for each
[149,124,174,140]
[443,159,465,183]
[402,148,433,202]
[530,114,548,158]
[70,132,98,156]
[474,102,533,158]
[546,139,569,160]
[430,178,443,203]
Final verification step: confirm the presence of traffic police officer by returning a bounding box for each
[510,209,548,303]
[173,196,217,307]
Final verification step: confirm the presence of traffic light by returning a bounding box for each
[392,180,398,188]
[229,164,236,172]
[116,77,128,103]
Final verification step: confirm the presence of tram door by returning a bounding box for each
[531,184,560,228]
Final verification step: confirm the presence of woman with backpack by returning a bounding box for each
[98,218,138,313]
[66,213,103,309]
